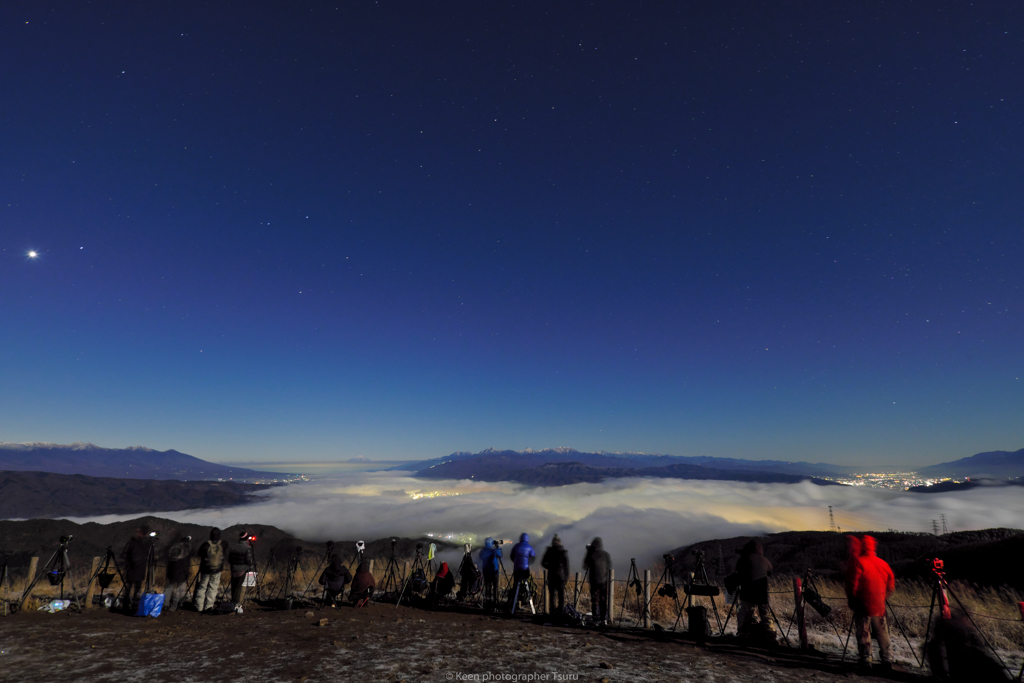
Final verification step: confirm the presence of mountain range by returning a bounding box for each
[916,448,1024,479]
[404,446,1024,487]
[0,442,288,481]
[399,447,860,478]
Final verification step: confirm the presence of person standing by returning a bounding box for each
[123,525,151,608]
[509,533,536,609]
[541,534,570,612]
[228,531,255,613]
[479,537,502,610]
[849,535,895,669]
[163,536,192,611]
[736,539,775,637]
[194,527,226,612]
[583,537,612,625]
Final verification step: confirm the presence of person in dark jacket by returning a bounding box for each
[541,535,570,612]
[123,525,151,607]
[350,561,376,604]
[583,537,612,625]
[194,527,227,612]
[318,553,352,608]
[509,533,536,610]
[163,536,192,611]
[736,539,775,636]
[849,535,895,668]
[228,531,254,612]
[479,537,502,609]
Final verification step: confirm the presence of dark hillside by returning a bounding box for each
[0,470,273,518]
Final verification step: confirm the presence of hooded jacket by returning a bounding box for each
[433,561,456,596]
[736,540,772,604]
[319,554,353,594]
[166,538,192,584]
[511,533,536,571]
[541,537,570,583]
[479,537,502,576]
[849,535,895,617]
[583,537,612,586]
[351,561,375,596]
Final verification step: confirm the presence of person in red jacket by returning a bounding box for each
[848,535,895,668]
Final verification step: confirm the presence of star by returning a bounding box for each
[27,250,38,259]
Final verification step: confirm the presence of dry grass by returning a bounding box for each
[4,557,1023,666]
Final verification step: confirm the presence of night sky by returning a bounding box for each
[3,2,1021,466]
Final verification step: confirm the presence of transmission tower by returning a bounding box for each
[931,519,940,535]
[828,506,837,533]
[940,514,948,535]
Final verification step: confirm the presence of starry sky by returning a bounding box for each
[2,2,1021,467]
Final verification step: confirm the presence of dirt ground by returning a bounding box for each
[0,600,927,683]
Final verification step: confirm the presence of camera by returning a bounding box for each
[391,538,397,547]
[692,549,706,561]
[186,535,192,542]
[663,553,676,567]
[356,540,366,552]
[927,557,944,571]
[59,535,73,545]
[149,531,158,538]
[492,539,504,547]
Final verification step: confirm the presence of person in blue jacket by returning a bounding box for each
[509,533,536,610]
[479,537,502,609]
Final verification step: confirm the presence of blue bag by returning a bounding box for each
[135,592,165,618]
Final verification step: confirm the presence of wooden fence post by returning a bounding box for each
[84,557,102,609]
[794,577,808,650]
[643,569,652,628]
[608,569,615,624]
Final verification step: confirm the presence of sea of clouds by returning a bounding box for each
[70,472,1024,571]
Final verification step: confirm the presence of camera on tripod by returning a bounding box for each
[356,540,366,552]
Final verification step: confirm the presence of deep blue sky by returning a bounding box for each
[2,2,1021,466]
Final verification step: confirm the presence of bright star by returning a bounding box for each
[27,251,38,259]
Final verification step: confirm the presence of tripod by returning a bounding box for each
[82,547,130,609]
[18,536,83,612]
[572,565,590,611]
[641,555,684,630]
[508,566,536,616]
[671,552,724,636]
[919,558,1011,679]
[616,559,644,627]
[301,541,334,605]
[784,569,855,654]
[396,545,428,608]
[378,539,402,597]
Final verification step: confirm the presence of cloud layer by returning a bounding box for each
[70,474,1024,570]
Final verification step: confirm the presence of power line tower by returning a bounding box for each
[931,519,940,535]
[940,514,948,535]
[828,506,837,533]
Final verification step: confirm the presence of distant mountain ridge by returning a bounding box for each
[0,442,287,481]
[397,447,859,480]
[429,460,841,487]
[916,448,1024,479]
